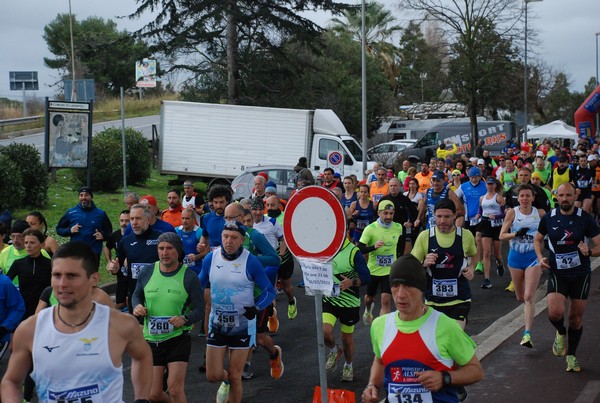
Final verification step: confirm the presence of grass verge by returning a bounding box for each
[12,168,207,285]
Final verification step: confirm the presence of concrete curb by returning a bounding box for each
[474,257,600,361]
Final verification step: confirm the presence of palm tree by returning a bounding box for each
[329,2,402,89]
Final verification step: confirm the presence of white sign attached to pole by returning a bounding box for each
[298,260,334,297]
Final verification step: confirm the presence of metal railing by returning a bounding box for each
[0,115,43,134]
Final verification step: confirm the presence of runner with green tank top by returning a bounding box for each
[323,231,370,382]
[132,233,203,402]
[358,200,403,326]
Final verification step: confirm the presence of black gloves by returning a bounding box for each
[515,227,529,237]
[243,306,257,320]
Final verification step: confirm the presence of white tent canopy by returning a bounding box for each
[527,120,578,140]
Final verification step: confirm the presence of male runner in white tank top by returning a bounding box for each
[1,241,152,403]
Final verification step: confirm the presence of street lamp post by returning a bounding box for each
[523,0,542,144]
[420,73,427,103]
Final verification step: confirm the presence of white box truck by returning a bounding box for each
[159,101,374,182]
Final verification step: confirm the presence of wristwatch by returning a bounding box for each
[441,371,452,386]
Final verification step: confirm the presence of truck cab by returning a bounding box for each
[309,109,375,178]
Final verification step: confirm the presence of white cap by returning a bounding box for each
[470,157,478,162]
[477,159,485,165]
[588,154,598,161]
[536,150,544,157]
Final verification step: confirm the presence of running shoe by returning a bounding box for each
[520,332,533,348]
[216,382,230,403]
[456,385,468,402]
[552,331,567,357]
[287,297,298,320]
[242,362,254,380]
[505,281,515,292]
[475,261,484,273]
[326,346,343,372]
[270,345,284,380]
[481,279,492,289]
[268,308,279,333]
[496,259,505,277]
[362,304,374,326]
[566,355,581,372]
[341,364,354,382]
[297,281,305,288]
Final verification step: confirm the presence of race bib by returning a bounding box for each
[469,217,481,227]
[130,262,152,279]
[183,255,195,267]
[555,251,581,270]
[577,179,590,188]
[388,383,433,403]
[356,219,369,230]
[331,283,341,297]
[215,309,239,328]
[373,193,384,203]
[491,218,503,227]
[149,316,174,335]
[432,278,458,297]
[376,254,394,267]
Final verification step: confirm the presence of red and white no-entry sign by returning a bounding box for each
[283,186,346,262]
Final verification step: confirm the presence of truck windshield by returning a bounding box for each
[342,139,365,162]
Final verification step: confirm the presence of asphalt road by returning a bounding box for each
[0,115,160,156]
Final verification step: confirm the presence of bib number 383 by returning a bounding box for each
[432,278,458,297]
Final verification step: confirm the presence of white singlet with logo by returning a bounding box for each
[31,303,124,402]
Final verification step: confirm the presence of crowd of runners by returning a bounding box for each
[0,137,598,402]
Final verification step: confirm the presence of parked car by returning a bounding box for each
[367,141,415,167]
[231,165,298,201]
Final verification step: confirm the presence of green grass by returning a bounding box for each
[13,168,207,284]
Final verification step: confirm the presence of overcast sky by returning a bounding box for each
[1,0,599,102]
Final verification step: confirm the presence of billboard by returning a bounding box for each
[45,100,93,169]
[9,71,38,91]
[136,59,157,88]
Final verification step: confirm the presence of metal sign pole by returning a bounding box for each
[120,87,128,192]
[314,291,328,403]
[22,82,27,117]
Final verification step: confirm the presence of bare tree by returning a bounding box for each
[400,0,521,150]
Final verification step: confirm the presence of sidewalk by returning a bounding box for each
[467,260,600,403]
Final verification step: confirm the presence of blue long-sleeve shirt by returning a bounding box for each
[0,274,25,342]
[245,229,280,268]
[56,202,112,254]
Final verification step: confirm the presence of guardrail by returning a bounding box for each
[0,115,43,127]
[0,115,43,135]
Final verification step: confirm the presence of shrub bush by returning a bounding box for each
[74,127,151,191]
[0,154,25,211]
[0,143,48,208]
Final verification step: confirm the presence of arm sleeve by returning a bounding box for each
[357,242,376,254]
[183,270,204,324]
[537,214,548,236]
[101,212,113,240]
[0,280,25,331]
[55,212,72,237]
[131,266,154,308]
[116,238,126,267]
[246,256,276,310]
[250,231,280,267]
[353,250,370,285]
[199,252,213,288]
[39,286,52,305]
